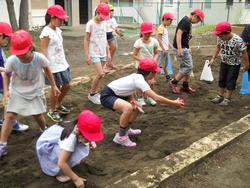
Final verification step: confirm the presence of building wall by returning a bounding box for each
[0,0,22,23]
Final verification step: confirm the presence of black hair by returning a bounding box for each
[190,11,201,21]
[0,34,9,39]
[45,13,52,26]
[162,18,172,21]
[218,31,231,35]
[137,68,150,77]
[60,119,78,140]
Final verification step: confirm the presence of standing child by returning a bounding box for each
[157,13,174,81]
[84,3,110,105]
[40,5,71,123]
[36,110,104,187]
[133,22,159,106]
[241,24,250,78]
[0,30,60,157]
[0,22,29,131]
[100,58,184,147]
[169,8,205,94]
[210,21,249,105]
[103,4,122,71]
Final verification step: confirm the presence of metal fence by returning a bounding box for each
[109,1,250,26]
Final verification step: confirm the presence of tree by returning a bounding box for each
[5,0,29,31]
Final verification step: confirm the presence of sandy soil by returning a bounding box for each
[0,34,249,188]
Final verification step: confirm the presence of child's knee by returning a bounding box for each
[96,72,105,79]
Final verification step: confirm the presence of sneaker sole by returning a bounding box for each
[57,110,70,115]
[113,139,137,147]
[47,113,62,123]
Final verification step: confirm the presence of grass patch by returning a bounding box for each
[193,24,215,35]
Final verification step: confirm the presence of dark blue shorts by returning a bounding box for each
[219,63,240,90]
[107,32,114,41]
[100,86,129,110]
[46,68,71,86]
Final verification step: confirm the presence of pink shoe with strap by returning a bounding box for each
[113,133,136,147]
[128,128,141,135]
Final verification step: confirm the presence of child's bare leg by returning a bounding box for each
[90,62,104,93]
[58,84,70,105]
[0,112,17,143]
[49,86,59,112]
[218,87,225,96]
[109,40,117,67]
[225,90,233,99]
[33,114,46,130]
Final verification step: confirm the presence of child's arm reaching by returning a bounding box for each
[43,66,61,97]
[58,150,86,188]
[210,46,221,66]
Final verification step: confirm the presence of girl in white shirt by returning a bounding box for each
[100,58,184,147]
[40,5,71,123]
[36,110,104,188]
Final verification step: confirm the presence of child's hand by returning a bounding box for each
[85,56,91,65]
[52,85,61,97]
[174,97,185,108]
[73,177,86,188]
[209,58,216,66]
[177,48,184,56]
[90,141,97,149]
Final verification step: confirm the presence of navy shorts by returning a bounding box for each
[107,32,115,41]
[46,68,71,86]
[218,63,240,90]
[100,86,129,110]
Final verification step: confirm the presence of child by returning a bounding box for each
[0,30,60,158]
[133,22,159,106]
[210,21,249,106]
[157,12,174,81]
[0,22,29,132]
[103,4,122,71]
[100,58,184,147]
[40,5,71,123]
[84,3,110,105]
[36,110,104,187]
[169,8,205,94]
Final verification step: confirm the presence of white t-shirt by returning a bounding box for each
[40,26,69,73]
[157,24,169,51]
[6,52,49,100]
[59,127,78,152]
[86,19,108,57]
[108,73,151,96]
[106,17,118,33]
[133,37,159,59]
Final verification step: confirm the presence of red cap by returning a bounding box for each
[0,22,13,37]
[138,58,161,72]
[194,8,205,21]
[140,22,153,34]
[10,30,32,55]
[77,110,104,142]
[162,12,174,20]
[47,5,69,20]
[212,21,231,35]
[97,3,110,20]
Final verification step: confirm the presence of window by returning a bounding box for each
[204,0,211,8]
[165,0,173,5]
[189,0,193,8]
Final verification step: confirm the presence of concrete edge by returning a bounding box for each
[106,114,250,188]
[0,63,135,106]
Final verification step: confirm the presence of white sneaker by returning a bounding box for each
[128,128,141,135]
[137,97,146,106]
[13,123,29,132]
[113,133,136,147]
[88,93,101,105]
[146,97,157,106]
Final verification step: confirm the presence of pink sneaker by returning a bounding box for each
[128,128,141,135]
[180,86,196,94]
[168,80,180,94]
[113,133,136,147]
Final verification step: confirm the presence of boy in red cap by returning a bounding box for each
[0,30,60,158]
[100,58,184,147]
[37,110,103,187]
[40,5,71,123]
[169,8,205,94]
[210,21,249,105]
[157,12,174,81]
[0,22,29,132]
[84,3,110,105]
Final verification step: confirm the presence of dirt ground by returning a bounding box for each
[1,34,250,188]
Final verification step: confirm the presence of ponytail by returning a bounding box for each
[60,119,78,140]
[45,13,52,26]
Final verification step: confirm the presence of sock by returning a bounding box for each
[172,78,179,85]
[119,126,128,136]
[182,81,189,88]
